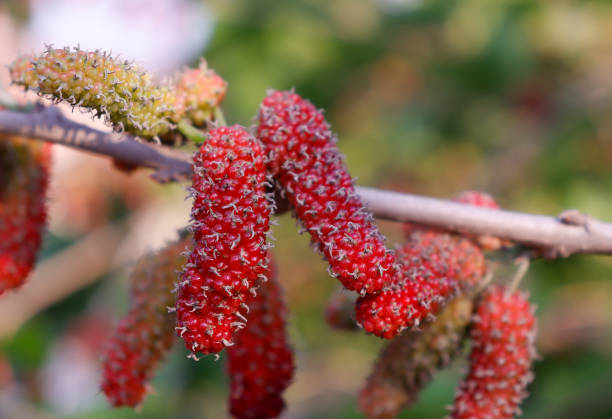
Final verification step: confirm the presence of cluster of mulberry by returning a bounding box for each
[101,237,189,407]
[10,46,226,140]
[355,231,485,339]
[2,47,543,419]
[0,136,51,294]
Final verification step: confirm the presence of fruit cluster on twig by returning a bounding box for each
[1,46,541,418]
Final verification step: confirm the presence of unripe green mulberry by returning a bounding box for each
[10,46,178,139]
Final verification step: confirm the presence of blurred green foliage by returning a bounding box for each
[2,0,612,418]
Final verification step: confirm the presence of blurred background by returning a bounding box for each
[1,0,611,418]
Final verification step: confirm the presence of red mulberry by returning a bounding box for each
[176,125,272,355]
[256,90,396,295]
[355,231,485,339]
[451,285,537,419]
[101,237,189,407]
[0,136,51,294]
[227,260,294,419]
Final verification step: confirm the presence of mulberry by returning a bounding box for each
[10,46,178,139]
[176,125,272,355]
[227,260,294,419]
[0,136,51,294]
[257,90,396,295]
[451,285,537,419]
[173,59,227,127]
[101,237,189,407]
[355,231,485,339]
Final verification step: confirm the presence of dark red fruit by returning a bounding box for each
[355,231,485,339]
[227,261,294,419]
[176,125,272,355]
[0,137,51,294]
[101,237,188,407]
[257,90,396,295]
[451,285,537,419]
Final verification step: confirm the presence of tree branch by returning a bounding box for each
[0,105,192,182]
[1,106,612,257]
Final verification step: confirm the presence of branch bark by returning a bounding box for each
[1,106,612,257]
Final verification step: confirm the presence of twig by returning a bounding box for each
[0,106,192,182]
[1,106,612,257]
[0,222,125,338]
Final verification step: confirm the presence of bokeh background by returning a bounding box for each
[1,0,611,418]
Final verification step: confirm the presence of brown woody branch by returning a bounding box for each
[1,106,612,257]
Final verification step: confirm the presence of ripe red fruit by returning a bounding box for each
[226,261,294,419]
[176,125,272,355]
[101,237,189,407]
[0,137,51,294]
[451,285,537,419]
[355,231,485,339]
[256,90,396,295]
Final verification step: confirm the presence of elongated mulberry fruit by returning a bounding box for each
[227,260,294,419]
[101,237,189,407]
[359,296,474,419]
[356,231,485,339]
[176,125,271,355]
[451,285,537,419]
[173,59,227,127]
[10,46,178,139]
[257,90,396,295]
[0,136,51,294]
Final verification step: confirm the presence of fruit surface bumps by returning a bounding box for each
[176,125,271,355]
[101,237,189,407]
[257,90,396,295]
[226,261,294,419]
[10,46,178,138]
[356,231,485,339]
[359,296,474,419]
[451,285,537,419]
[0,136,51,294]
